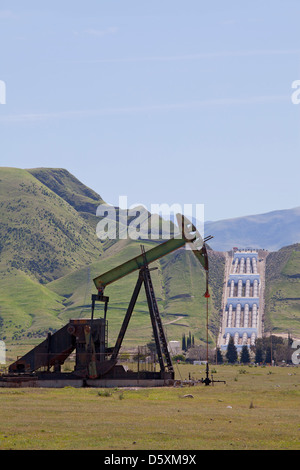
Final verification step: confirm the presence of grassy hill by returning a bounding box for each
[28,167,105,215]
[0,167,224,357]
[1,166,299,361]
[0,167,107,346]
[27,167,108,235]
[0,167,105,283]
[265,243,300,337]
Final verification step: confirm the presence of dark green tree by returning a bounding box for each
[240,345,250,364]
[265,345,272,364]
[226,336,238,364]
[186,331,192,350]
[182,333,187,352]
[255,347,263,364]
[256,336,282,363]
[216,347,223,364]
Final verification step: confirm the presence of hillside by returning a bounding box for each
[27,167,109,235]
[0,167,106,345]
[0,167,104,283]
[205,207,300,252]
[0,167,224,353]
[1,166,299,357]
[27,167,105,215]
[265,243,300,337]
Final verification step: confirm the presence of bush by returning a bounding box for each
[98,390,111,397]
[173,354,186,363]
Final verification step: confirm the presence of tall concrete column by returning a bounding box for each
[230,279,235,297]
[250,332,256,346]
[245,279,250,297]
[253,279,259,297]
[252,304,258,328]
[246,257,251,274]
[234,332,239,345]
[244,303,249,327]
[237,279,243,297]
[227,304,233,327]
[239,257,245,273]
[252,257,257,274]
[235,303,241,328]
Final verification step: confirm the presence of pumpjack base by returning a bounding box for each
[0,368,174,388]
[3,246,176,388]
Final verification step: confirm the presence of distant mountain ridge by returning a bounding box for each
[205,206,300,252]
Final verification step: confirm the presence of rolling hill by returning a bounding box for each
[0,167,224,356]
[0,167,104,283]
[0,166,299,362]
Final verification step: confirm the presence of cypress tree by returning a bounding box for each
[216,347,223,364]
[226,336,238,364]
[182,333,186,352]
[265,345,272,364]
[240,345,250,364]
[187,331,192,350]
[255,347,263,364]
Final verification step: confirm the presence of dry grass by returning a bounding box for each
[0,365,299,450]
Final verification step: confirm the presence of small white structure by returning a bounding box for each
[168,341,181,356]
[0,341,6,364]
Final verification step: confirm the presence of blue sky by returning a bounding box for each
[0,1,300,222]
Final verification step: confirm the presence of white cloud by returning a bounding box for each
[0,95,289,123]
[84,27,118,38]
[71,49,300,65]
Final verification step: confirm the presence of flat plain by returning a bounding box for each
[0,364,299,450]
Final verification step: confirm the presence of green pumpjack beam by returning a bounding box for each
[93,214,209,292]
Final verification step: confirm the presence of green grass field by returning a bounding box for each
[0,364,299,450]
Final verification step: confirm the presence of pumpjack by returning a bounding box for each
[5,214,211,387]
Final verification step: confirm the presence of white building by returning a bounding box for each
[168,341,181,356]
